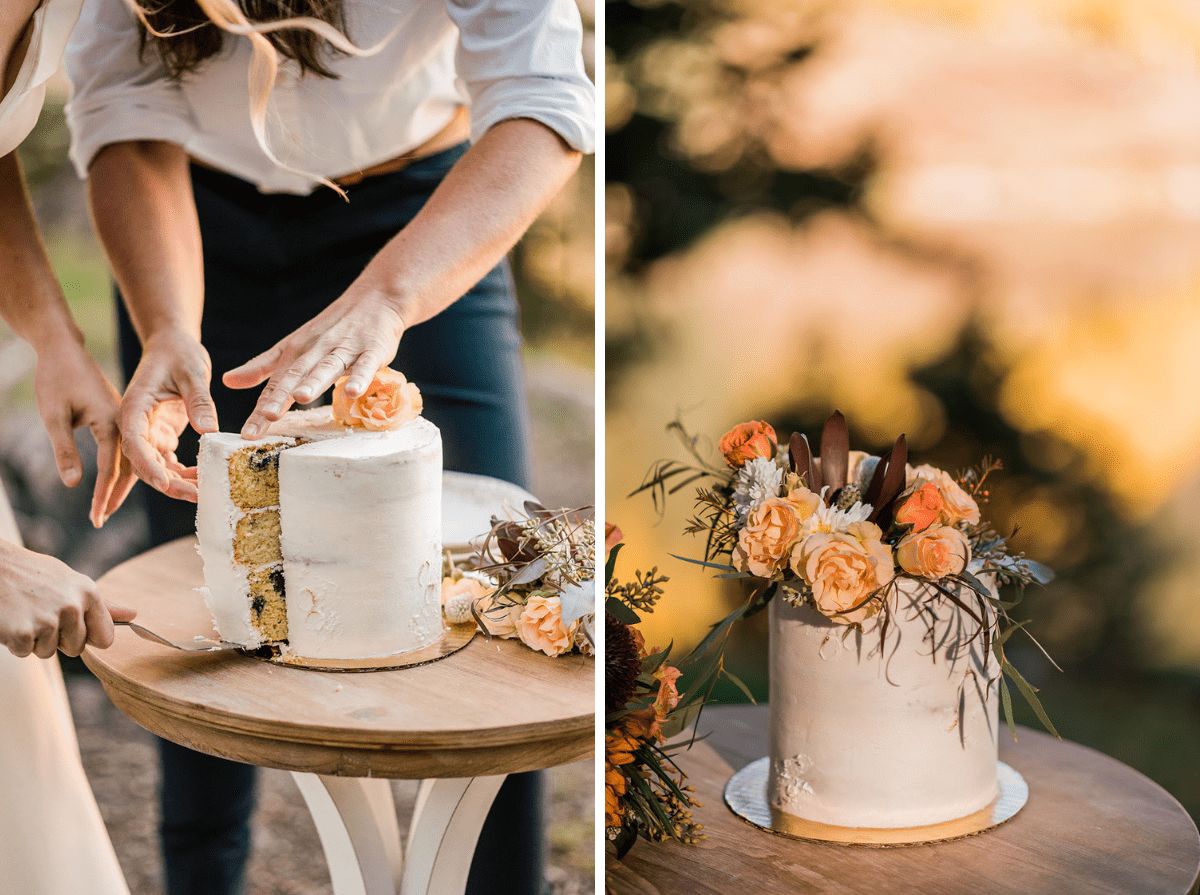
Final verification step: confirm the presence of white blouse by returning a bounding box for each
[64,0,595,194]
[0,0,84,157]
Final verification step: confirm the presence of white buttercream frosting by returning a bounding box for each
[197,407,443,660]
[768,578,999,828]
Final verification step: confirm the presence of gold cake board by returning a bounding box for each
[724,756,1028,846]
[250,621,477,673]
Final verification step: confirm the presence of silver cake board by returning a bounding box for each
[724,757,1028,847]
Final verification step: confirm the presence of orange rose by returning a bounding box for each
[907,465,981,527]
[719,421,777,468]
[895,524,971,579]
[732,497,802,577]
[792,521,894,624]
[516,595,572,656]
[331,368,422,431]
[895,482,943,531]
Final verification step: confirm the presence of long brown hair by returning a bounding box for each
[135,0,348,79]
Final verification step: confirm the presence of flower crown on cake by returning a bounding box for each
[635,411,1059,740]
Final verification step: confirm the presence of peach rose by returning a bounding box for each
[719,421,777,468]
[895,524,970,579]
[792,521,894,624]
[477,602,524,639]
[894,482,944,532]
[732,497,802,577]
[441,575,492,607]
[517,595,572,656]
[332,368,422,431]
[907,464,981,527]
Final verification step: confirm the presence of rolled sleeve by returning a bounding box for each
[447,0,596,154]
[64,0,196,177]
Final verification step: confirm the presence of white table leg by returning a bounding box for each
[402,775,507,895]
[292,772,404,895]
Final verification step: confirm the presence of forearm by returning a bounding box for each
[87,140,204,343]
[0,152,85,352]
[357,117,582,327]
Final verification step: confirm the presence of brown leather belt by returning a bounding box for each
[189,106,470,188]
[330,106,470,187]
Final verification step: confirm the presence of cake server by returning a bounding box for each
[115,621,241,652]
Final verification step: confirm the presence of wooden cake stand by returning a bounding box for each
[85,536,594,895]
[606,704,1200,895]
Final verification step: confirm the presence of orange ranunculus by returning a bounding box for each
[895,482,943,532]
[331,368,422,431]
[718,421,777,468]
[895,524,971,579]
[604,522,623,554]
[516,595,572,656]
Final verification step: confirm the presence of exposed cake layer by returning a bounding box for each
[270,409,444,659]
[768,579,999,829]
[196,434,296,648]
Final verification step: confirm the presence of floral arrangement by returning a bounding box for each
[637,411,1058,738]
[606,522,720,857]
[441,503,595,658]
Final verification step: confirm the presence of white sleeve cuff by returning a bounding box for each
[66,100,197,178]
[467,75,595,153]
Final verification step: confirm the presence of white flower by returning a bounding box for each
[801,487,873,536]
[443,593,473,625]
[734,457,784,520]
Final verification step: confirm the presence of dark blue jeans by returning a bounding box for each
[117,144,543,895]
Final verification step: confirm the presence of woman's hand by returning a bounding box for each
[118,328,217,502]
[0,540,137,658]
[223,290,406,439]
[32,333,138,528]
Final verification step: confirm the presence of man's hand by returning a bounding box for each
[223,289,405,439]
[119,328,217,502]
[0,539,136,658]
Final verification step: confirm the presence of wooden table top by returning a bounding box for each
[606,704,1200,895]
[84,537,594,779]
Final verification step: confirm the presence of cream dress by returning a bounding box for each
[0,1,130,892]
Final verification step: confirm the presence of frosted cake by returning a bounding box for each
[768,578,999,829]
[196,372,443,660]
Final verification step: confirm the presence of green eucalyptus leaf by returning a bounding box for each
[605,541,624,585]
